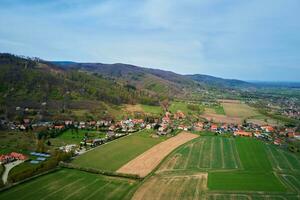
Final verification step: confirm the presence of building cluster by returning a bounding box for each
[0,152,27,164]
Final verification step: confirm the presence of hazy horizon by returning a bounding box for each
[1,0,299,81]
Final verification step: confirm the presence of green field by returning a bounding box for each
[140,104,163,115]
[169,101,203,115]
[133,135,298,200]
[72,130,166,171]
[159,136,241,171]
[0,169,138,200]
[208,137,287,192]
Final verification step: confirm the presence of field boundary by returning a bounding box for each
[59,162,142,180]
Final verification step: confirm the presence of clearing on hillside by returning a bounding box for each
[0,169,138,200]
[132,173,208,200]
[117,131,198,177]
[71,130,166,171]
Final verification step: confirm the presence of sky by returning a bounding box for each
[0,0,299,81]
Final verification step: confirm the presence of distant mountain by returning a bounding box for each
[186,74,253,88]
[249,81,300,88]
[53,62,200,98]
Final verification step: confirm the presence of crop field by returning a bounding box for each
[0,169,138,200]
[132,173,208,200]
[158,136,241,172]
[266,145,300,172]
[72,130,166,171]
[134,135,296,200]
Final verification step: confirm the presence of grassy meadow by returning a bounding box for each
[0,169,138,200]
[50,129,106,147]
[72,130,166,171]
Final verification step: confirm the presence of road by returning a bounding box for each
[2,160,24,184]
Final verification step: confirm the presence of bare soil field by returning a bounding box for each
[132,173,208,200]
[116,131,198,177]
[201,113,242,124]
[201,100,273,124]
[123,104,144,113]
[218,99,241,104]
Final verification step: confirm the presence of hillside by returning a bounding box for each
[54,62,201,98]
[0,54,160,120]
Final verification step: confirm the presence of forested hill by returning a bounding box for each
[0,53,160,110]
[53,61,200,98]
[186,74,253,88]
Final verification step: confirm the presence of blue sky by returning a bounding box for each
[0,0,299,81]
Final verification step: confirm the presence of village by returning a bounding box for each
[1,108,300,168]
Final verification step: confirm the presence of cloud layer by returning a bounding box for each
[0,0,299,81]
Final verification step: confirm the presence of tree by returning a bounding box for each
[160,99,169,112]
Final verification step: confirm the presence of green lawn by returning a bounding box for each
[72,130,166,171]
[0,169,138,200]
[50,129,106,147]
[141,104,163,115]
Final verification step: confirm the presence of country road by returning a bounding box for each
[2,160,24,184]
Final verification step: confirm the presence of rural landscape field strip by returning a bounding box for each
[0,169,138,200]
[132,173,208,200]
[116,131,198,177]
[159,136,241,171]
[71,130,165,171]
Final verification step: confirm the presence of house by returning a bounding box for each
[162,116,171,123]
[210,124,218,132]
[174,111,185,120]
[234,131,252,137]
[54,125,65,130]
[64,120,73,125]
[261,125,274,133]
[79,121,86,129]
[274,138,282,145]
[108,125,116,131]
[23,118,30,124]
[146,124,152,129]
[193,122,204,131]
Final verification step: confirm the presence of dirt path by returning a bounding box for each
[117,131,198,177]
